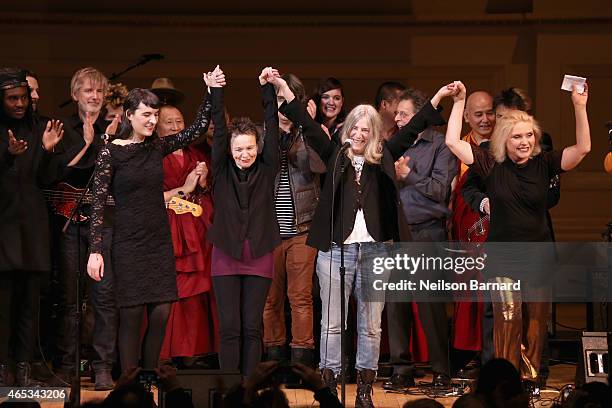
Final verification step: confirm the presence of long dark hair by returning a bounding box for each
[115,88,160,139]
[282,73,307,105]
[312,77,346,126]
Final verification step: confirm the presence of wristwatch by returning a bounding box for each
[177,190,186,199]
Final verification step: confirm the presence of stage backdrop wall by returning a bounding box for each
[2,0,611,241]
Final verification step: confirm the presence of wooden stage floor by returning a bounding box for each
[33,363,576,408]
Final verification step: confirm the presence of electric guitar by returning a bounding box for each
[44,182,202,222]
[466,214,490,243]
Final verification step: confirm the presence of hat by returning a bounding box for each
[0,68,28,91]
[150,77,184,106]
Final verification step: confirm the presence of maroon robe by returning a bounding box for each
[160,144,218,358]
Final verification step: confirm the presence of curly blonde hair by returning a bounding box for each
[489,109,542,163]
[340,104,383,165]
[104,83,129,109]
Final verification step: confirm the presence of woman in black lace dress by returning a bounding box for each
[86,72,219,370]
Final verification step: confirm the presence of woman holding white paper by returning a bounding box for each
[444,80,590,386]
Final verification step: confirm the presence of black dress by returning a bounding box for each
[89,93,212,307]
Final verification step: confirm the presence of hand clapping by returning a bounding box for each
[7,129,28,155]
[42,119,64,152]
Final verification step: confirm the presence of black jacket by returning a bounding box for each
[206,84,281,260]
[0,118,52,271]
[280,99,445,251]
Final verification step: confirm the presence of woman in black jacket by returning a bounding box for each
[205,66,280,377]
[275,76,454,408]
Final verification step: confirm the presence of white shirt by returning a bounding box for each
[344,155,374,244]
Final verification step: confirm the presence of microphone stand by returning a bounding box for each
[330,144,350,407]
[62,171,95,408]
[58,54,163,108]
[339,154,347,407]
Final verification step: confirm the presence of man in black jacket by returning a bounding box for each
[48,67,118,390]
[0,67,63,386]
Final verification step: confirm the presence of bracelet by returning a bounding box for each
[479,197,489,213]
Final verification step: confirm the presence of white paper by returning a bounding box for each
[561,75,586,93]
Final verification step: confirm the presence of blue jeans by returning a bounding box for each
[317,242,387,375]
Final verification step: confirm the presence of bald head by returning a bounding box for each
[157,105,185,137]
[464,91,495,141]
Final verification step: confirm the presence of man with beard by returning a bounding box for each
[0,67,63,386]
[49,67,118,390]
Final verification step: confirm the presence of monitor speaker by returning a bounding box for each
[159,369,242,408]
[577,332,609,386]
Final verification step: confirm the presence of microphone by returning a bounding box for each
[340,139,353,152]
[605,122,612,174]
[140,53,165,61]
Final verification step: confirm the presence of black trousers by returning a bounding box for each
[481,301,494,364]
[54,222,117,372]
[212,275,271,377]
[0,271,41,363]
[386,219,450,375]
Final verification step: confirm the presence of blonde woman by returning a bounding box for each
[444,81,590,385]
[275,76,453,407]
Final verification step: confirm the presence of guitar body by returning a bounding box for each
[467,215,489,243]
[46,183,90,222]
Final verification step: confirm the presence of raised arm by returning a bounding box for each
[386,84,453,160]
[86,146,113,281]
[276,77,336,162]
[158,71,220,156]
[207,66,229,178]
[560,83,591,171]
[259,67,280,168]
[444,81,474,165]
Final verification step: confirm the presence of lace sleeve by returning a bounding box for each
[158,92,212,156]
[89,146,113,254]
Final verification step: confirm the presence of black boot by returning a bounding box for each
[94,369,114,391]
[355,369,376,408]
[321,368,338,397]
[16,362,46,387]
[0,363,12,387]
[266,345,287,362]
[382,372,415,390]
[291,347,314,368]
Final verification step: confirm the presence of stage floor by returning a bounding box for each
[33,363,576,408]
